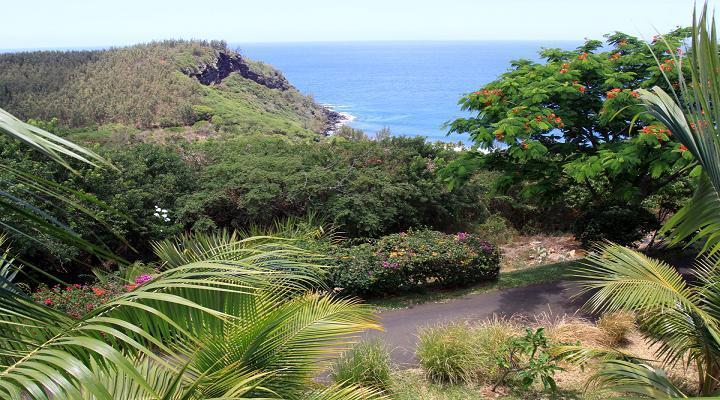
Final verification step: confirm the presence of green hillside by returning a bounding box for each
[0,40,334,138]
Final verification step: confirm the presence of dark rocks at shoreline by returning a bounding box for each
[322,107,346,135]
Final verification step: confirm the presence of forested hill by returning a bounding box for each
[0,40,336,137]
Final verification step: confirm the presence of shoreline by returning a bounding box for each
[321,104,356,135]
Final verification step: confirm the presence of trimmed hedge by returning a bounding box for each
[329,230,500,297]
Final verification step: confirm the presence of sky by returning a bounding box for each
[1,0,714,50]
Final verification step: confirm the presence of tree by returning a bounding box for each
[574,4,720,396]
[447,27,696,217]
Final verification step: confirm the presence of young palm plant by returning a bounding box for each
[0,236,384,399]
[574,3,720,397]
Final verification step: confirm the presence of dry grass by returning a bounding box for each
[597,311,635,346]
[406,314,700,398]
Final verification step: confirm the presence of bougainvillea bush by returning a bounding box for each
[329,230,500,297]
[32,273,154,318]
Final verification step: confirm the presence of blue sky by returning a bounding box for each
[1,0,712,49]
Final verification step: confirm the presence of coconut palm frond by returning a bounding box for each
[0,108,111,173]
[574,243,720,394]
[575,243,697,314]
[303,384,388,400]
[590,360,687,399]
[0,239,379,399]
[152,230,328,282]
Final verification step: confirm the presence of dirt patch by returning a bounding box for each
[500,234,585,271]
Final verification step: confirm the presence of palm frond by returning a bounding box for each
[590,360,687,398]
[575,243,698,314]
[0,108,111,173]
[303,384,388,400]
[152,231,328,282]
[0,238,379,399]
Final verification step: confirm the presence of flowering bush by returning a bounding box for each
[32,273,155,318]
[328,230,500,297]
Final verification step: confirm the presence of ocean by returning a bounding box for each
[238,41,580,143]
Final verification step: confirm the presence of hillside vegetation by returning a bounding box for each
[0,40,333,137]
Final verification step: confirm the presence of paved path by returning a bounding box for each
[368,281,589,366]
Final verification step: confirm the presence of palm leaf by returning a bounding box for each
[590,360,687,398]
[0,108,111,173]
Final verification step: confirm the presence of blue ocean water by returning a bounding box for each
[238,41,580,142]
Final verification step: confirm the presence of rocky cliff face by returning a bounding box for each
[188,51,291,90]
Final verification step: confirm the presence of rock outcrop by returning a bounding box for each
[188,51,291,90]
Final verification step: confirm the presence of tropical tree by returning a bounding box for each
[443,26,698,242]
[574,3,720,397]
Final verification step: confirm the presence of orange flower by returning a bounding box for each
[679,144,688,152]
[91,287,106,296]
[578,52,589,61]
[606,88,621,99]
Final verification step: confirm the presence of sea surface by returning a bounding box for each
[238,41,580,143]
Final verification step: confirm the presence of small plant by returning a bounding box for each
[417,323,481,384]
[331,340,392,391]
[597,311,635,346]
[494,327,563,394]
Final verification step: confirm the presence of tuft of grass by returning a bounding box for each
[472,317,518,383]
[331,339,392,391]
[417,323,482,384]
[416,319,517,385]
[371,260,578,309]
[597,311,635,346]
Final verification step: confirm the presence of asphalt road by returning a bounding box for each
[368,281,589,366]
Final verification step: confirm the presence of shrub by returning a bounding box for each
[474,214,517,245]
[495,328,563,394]
[572,204,660,247]
[329,230,500,297]
[417,323,481,384]
[597,311,635,345]
[32,268,156,318]
[331,340,392,391]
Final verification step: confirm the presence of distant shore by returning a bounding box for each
[322,104,356,135]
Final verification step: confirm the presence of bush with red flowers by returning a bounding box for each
[32,273,155,318]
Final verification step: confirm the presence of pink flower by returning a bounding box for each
[135,274,153,285]
[44,299,52,306]
[456,232,470,241]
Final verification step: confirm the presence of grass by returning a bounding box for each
[331,340,392,391]
[417,318,517,385]
[370,260,579,309]
[390,368,600,400]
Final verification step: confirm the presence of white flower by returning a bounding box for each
[153,212,160,217]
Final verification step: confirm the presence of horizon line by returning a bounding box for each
[1,38,591,53]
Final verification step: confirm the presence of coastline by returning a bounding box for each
[322,104,356,135]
